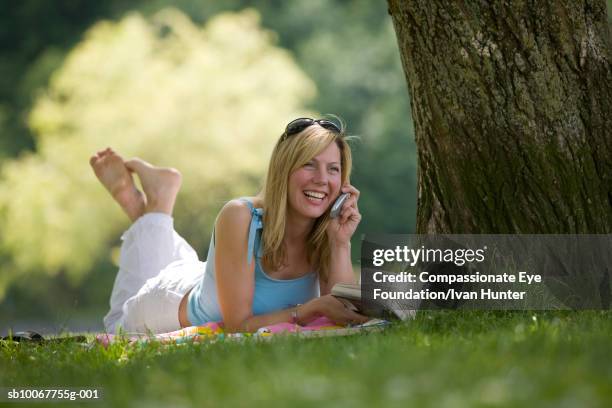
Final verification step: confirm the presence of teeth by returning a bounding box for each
[304,191,325,199]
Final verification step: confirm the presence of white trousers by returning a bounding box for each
[104,213,204,334]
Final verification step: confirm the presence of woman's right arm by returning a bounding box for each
[215,200,367,333]
[214,200,258,332]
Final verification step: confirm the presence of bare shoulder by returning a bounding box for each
[212,200,253,259]
[216,199,253,230]
[242,196,264,209]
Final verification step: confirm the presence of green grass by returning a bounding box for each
[1,311,611,407]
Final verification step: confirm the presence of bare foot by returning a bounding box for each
[90,148,146,221]
[124,158,182,215]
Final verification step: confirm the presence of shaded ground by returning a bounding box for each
[1,317,104,337]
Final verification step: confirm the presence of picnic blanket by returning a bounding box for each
[95,317,390,347]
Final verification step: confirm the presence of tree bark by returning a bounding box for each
[388,0,612,233]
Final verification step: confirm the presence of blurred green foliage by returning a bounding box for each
[0,0,416,322]
[0,1,132,160]
[1,7,314,291]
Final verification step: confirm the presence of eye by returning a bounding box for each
[304,161,315,168]
[329,166,340,173]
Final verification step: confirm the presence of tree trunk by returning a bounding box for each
[387,0,612,233]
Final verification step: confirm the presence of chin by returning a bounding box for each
[295,207,324,220]
[309,208,328,219]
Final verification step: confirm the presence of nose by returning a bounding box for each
[312,166,328,185]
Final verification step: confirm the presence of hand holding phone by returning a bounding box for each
[330,193,350,218]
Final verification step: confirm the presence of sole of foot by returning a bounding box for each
[90,148,146,221]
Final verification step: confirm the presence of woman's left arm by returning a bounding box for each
[322,184,362,295]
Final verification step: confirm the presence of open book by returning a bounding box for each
[331,283,415,321]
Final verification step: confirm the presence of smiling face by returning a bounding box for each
[287,141,342,222]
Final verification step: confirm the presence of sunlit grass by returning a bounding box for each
[1,311,610,407]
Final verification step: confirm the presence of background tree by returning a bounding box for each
[388,0,612,234]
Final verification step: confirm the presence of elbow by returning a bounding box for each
[223,323,243,334]
[223,316,251,334]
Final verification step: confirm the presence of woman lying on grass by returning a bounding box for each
[91,118,369,334]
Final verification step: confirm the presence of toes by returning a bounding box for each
[106,149,121,160]
[97,147,117,158]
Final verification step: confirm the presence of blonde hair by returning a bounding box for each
[258,119,353,282]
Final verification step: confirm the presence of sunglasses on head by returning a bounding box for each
[281,118,342,141]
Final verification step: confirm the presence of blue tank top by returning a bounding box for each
[187,198,319,325]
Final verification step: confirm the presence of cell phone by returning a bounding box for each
[330,193,350,218]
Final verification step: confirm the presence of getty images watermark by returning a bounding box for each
[361,234,611,311]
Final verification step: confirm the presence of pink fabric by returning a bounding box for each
[262,316,339,333]
[95,317,344,346]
